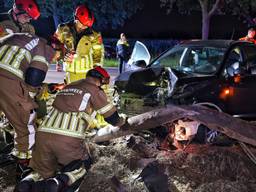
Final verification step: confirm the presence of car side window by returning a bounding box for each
[242,45,256,74]
[154,47,186,68]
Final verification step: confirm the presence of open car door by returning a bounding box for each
[125,41,151,71]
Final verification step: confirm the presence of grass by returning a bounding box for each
[104,58,118,67]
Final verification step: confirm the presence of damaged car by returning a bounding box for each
[114,40,256,144]
[114,40,256,118]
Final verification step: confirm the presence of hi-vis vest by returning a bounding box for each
[38,79,116,139]
[38,108,95,139]
[0,34,49,80]
[55,23,104,74]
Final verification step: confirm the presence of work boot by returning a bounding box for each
[16,158,32,182]
[14,180,34,192]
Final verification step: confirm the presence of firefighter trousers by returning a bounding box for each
[0,75,37,158]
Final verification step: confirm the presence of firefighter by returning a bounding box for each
[239,28,256,43]
[14,66,126,192]
[116,33,130,74]
[0,31,55,182]
[0,0,40,37]
[52,4,104,84]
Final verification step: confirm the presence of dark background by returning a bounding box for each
[1,0,248,41]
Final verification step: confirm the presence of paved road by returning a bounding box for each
[45,64,119,83]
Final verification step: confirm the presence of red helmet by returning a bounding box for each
[87,66,110,85]
[75,5,94,27]
[14,0,40,20]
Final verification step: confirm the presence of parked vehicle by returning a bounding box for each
[114,40,256,121]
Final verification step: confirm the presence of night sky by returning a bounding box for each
[32,1,248,40]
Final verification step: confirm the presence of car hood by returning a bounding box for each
[114,66,216,95]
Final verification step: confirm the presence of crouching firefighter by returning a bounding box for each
[15,66,127,192]
[0,33,55,181]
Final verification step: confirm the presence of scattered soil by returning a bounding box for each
[1,135,256,192]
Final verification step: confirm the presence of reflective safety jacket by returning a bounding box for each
[0,11,35,37]
[0,34,54,89]
[54,22,104,73]
[38,77,122,139]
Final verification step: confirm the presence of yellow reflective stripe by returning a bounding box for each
[46,109,58,127]
[38,127,86,139]
[62,113,71,130]
[80,113,93,130]
[32,55,49,66]
[97,103,114,115]
[0,45,8,58]
[70,113,78,131]
[0,62,23,79]
[24,49,32,63]
[12,48,25,68]
[2,46,19,64]
[11,148,32,159]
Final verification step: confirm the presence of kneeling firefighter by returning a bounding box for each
[15,66,127,192]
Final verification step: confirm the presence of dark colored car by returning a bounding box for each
[114,40,256,120]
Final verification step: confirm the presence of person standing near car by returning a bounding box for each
[116,33,130,74]
[52,4,104,84]
[14,66,127,192]
[239,28,256,43]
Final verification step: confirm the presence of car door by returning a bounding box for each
[224,44,256,119]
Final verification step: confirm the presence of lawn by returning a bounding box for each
[104,58,118,67]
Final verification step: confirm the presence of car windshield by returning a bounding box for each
[151,45,227,75]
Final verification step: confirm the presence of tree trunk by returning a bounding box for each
[92,104,256,147]
[202,14,210,40]
[201,1,210,40]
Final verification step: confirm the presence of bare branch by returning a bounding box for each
[209,0,221,17]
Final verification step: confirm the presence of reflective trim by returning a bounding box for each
[92,45,102,50]
[28,110,36,149]
[32,55,49,66]
[79,93,91,111]
[38,127,86,139]
[24,49,32,63]
[97,103,114,115]
[25,38,39,51]
[2,46,19,64]
[0,45,9,58]
[80,113,94,129]
[0,62,24,79]
[11,148,32,159]
[12,48,26,68]
[65,167,86,185]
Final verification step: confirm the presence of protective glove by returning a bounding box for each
[96,125,120,137]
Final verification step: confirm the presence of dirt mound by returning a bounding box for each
[0,137,256,192]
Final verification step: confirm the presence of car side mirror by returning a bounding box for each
[134,60,147,68]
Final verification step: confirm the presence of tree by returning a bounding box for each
[160,0,222,40]
[224,0,256,27]
[2,0,143,30]
[160,0,256,40]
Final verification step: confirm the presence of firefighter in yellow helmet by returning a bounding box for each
[15,67,127,192]
[0,0,40,37]
[52,4,104,84]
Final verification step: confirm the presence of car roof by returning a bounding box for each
[179,39,248,48]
